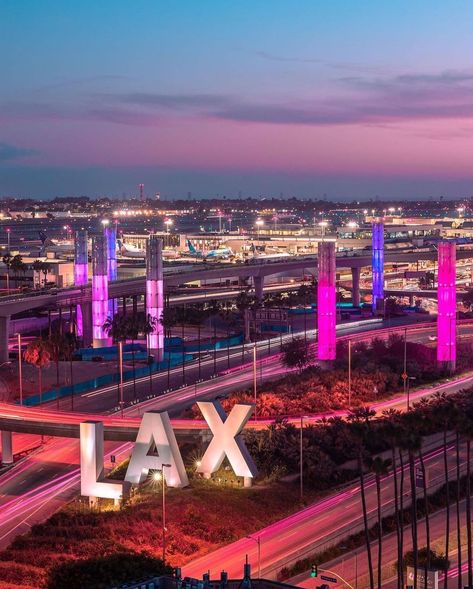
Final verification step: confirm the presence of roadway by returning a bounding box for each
[41,316,441,416]
[292,500,472,589]
[1,319,473,553]
[182,435,470,580]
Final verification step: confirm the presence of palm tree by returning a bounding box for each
[382,410,403,589]
[461,411,473,589]
[432,394,457,589]
[400,429,422,589]
[139,313,157,396]
[103,314,128,407]
[236,290,255,345]
[2,253,12,291]
[366,455,392,589]
[349,411,374,589]
[64,332,77,410]
[10,254,26,289]
[24,338,51,404]
[207,299,221,375]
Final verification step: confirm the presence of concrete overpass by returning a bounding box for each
[0,246,472,359]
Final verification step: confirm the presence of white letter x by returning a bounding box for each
[197,401,258,479]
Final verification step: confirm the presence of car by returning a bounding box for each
[428,335,437,341]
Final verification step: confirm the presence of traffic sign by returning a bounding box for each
[320,575,337,584]
[402,372,408,380]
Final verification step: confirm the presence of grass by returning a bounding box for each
[0,477,314,589]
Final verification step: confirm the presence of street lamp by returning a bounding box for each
[164,219,173,234]
[255,219,264,244]
[101,219,110,227]
[246,535,261,579]
[155,463,172,566]
[348,339,352,409]
[407,376,416,410]
[6,228,10,255]
[300,415,309,499]
[318,221,328,241]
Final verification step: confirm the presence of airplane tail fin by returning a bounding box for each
[187,239,197,254]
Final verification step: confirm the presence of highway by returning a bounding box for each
[182,435,469,580]
[1,318,473,560]
[43,316,463,416]
[293,500,472,589]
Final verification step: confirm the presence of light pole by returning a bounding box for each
[6,228,10,254]
[402,327,408,398]
[118,341,124,417]
[154,463,172,566]
[318,220,328,242]
[17,333,23,406]
[299,415,309,499]
[253,342,257,421]
[255,219,264,246]
[246,535,261,579]
[407,376,416,410]
[164,219,173,234]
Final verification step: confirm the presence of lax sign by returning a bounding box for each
[80,401,258,501]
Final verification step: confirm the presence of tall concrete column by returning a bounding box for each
[317,241,336,361]
[372,221,384,313]
[104,224,117,318]
[0,316,10,363]
[146,236,165,360]
[92,235,111,348]
[351,267,360,307]
[81,302,93,347]
[1,431,13,464]
[254,276,264,301]
[437,241,456,372]
[74,230,88,338]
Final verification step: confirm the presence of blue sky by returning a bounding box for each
[1,1,473,199]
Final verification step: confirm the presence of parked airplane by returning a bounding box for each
[117,239,178,259]
[186,239,233,260]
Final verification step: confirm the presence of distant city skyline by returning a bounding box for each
[2,1,473,199]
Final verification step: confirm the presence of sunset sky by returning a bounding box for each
[1,0,473,199]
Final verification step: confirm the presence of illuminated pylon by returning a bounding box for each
[92,234,111,348]
[74,230,88,337]
[437,241,456,371]
[372,221,384,313]
[146,235,164,360]
[104,223,117,317]
[317,240,336,361]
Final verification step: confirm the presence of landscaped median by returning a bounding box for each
[2,387,473,588]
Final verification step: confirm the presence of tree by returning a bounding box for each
[399,429,422,589]
[281,337,310,372]
[432,393,455,589]
[366,455,392,589]
[349,411,374,589]
[32,260,50,288]
[2,253,12,291]
[460,412,473,589]
[24,338,51,403]
[382,410,404,589]
[10,254,26,288]
[47,552,173,589]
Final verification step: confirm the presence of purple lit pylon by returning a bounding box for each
[437,241,456,371]
[74,230,88,337]
[104,224,118,318]
[317,240,336,361]
[372,221,384,313]
[92,234,111,348]
[146,235,164,360]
